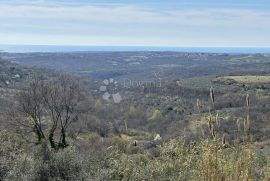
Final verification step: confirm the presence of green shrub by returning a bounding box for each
[149,110,162,120]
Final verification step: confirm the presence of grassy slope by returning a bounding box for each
[216,75,270,84]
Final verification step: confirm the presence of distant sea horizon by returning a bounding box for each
[0,44,270,54]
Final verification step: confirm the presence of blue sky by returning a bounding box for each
[0,0,270,47]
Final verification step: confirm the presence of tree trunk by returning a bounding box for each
[34,125,45,143]
[59,128,68,148]
[49,130,56,149]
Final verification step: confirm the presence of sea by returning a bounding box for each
[0,45,270,54]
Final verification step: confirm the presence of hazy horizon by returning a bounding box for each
[1,44,270,54]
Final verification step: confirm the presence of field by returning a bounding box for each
[215,75,270,84]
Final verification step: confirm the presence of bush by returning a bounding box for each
[107,138,270,181]
[2,131,270,180]
[149,110,162,120]
[0,130,25,180]
[5,142,93,181]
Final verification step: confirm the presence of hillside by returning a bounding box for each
[0,52,270,180]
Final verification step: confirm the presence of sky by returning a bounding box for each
[0,0,270,47]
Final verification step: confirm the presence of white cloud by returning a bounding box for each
[0,3,269,26]
[0,2,269,46]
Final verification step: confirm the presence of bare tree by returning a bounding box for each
[16,74,87,149]
[44,74,83,148]
[17,77,46,143]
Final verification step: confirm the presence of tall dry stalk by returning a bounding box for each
[245,115,251,133]
[246,94,250,108]
[215,112,220,127]
[124,120,128,132]
[197,98,202,113]
[207,115,216,140]
[222,134,226,145]
[208,116,212,131]
[245,94,251,141]
[207,87,217,140]
[210,87,215,110]
[211,127,216,139]
[236,119,241,132]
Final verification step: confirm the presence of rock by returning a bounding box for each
[154,134,162,141]
[13,74,20,78]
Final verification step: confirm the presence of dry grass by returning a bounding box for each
[215,75,270,84]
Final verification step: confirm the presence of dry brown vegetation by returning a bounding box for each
[1,53,270,180]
